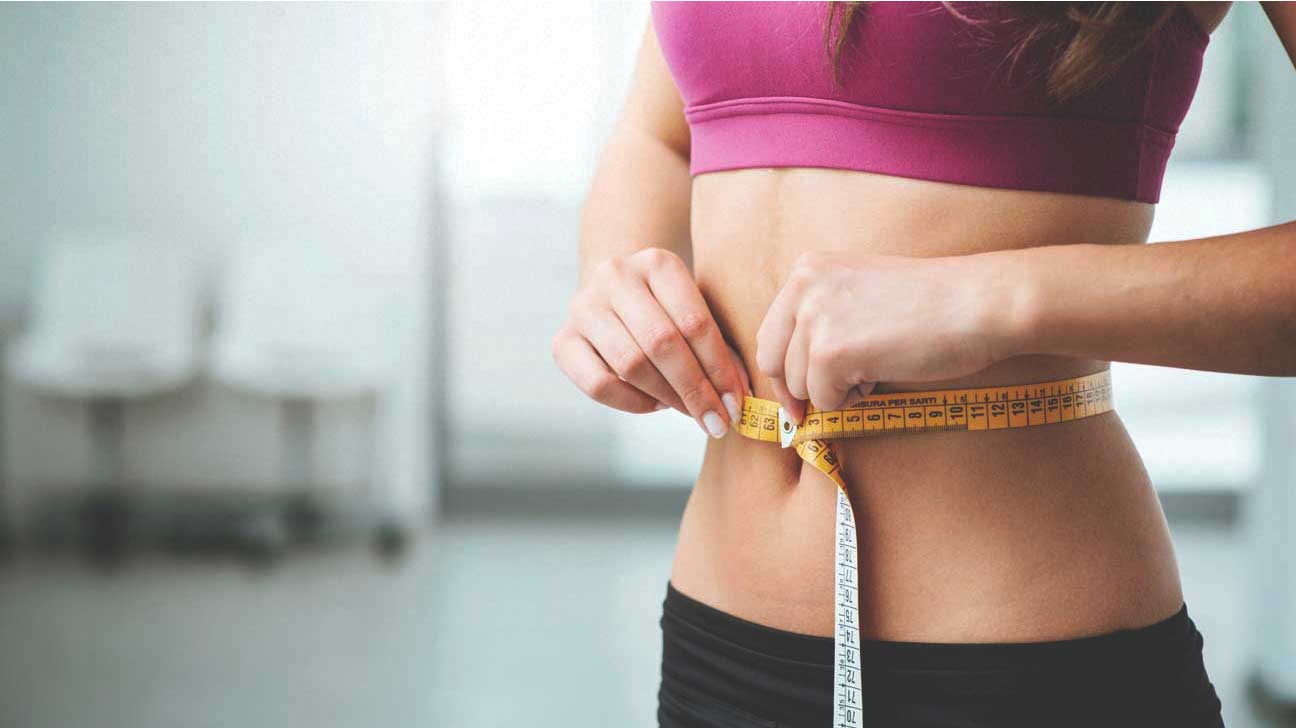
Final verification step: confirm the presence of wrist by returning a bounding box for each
[977,246,1044,361]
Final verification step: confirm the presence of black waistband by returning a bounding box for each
[663,581,1198,672]
[660,582,1222,727]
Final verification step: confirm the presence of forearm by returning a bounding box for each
[998,220,1296,375]
[578,123,692,286]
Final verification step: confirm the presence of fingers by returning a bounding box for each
[558,248,763,435]
[727,342,752,397]
[756,265,809,422]
[783,324,809,402]
[754,267,801,381]
[575,306,687,414]
[842,381,877,406]
[611,283,731,436]
[806,339,857,412]
[551,326,664,413]
[768,375,805,425]
[608,270,734,439]
[644,254,749,421]
[802,335,877,412]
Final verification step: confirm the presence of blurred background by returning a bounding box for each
[0,2,1294,727]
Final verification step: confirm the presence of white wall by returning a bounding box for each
[0,4,443,520]
[442,2,654,486]
[1237,0,1296,701]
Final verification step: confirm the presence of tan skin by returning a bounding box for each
[554,2,1296,641]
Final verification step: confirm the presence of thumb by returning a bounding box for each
[769,376,806,426]
[726,342,752,397]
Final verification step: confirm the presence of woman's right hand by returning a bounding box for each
[551,247,751,439]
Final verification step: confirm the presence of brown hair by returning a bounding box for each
[825,2,1179,102]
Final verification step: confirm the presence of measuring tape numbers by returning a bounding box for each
[733,369,1114,728]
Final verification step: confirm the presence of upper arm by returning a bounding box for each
[1262,2,1296,69]
[614,19,691,162]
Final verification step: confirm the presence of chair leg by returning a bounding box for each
[83,399,129,565]
[88,398,125,485]
[279,398,321,543]
[362,396,410,563]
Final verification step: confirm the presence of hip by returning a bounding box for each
[658,581,1224,728]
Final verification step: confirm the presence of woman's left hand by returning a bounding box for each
[755,249,1025,421]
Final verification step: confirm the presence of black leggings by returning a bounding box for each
[658,582,1224,728]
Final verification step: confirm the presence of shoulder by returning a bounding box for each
[1181,1,1233,36]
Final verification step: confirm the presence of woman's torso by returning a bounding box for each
[669,168,1185,642]
[660,0,1232,642]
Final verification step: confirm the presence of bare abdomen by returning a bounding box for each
[668,167,1184,641]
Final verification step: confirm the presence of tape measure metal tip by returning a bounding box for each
[778,407,797,448]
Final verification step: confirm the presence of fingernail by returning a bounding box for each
[702,411,727,439]
[722,393,740,422]
[653,402,668,411]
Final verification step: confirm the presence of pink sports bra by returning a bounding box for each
[650,1,1210,203]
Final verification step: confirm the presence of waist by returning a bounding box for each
[679,372,1182,638]
[673,170,1180,640]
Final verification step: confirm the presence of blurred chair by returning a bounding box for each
[209,240,405,560]
[7,231,202,561]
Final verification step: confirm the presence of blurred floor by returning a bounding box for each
[0,511,1290,728]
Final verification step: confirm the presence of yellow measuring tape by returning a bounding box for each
[734,369,1114,727]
